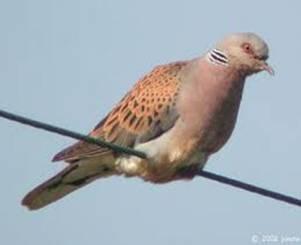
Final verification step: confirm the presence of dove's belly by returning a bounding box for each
[115,150,207,183]
[115,125,208,183]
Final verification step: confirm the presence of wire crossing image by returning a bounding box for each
[0,109,300,208]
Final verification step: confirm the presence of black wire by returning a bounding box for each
[0,109,300,208]
[198,171,301,207]
[0,109,146,159]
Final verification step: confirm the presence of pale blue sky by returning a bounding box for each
[0,0,301,244]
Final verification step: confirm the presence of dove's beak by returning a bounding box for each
[260,62,275,75]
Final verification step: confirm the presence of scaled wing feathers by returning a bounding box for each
[53,62,188,162]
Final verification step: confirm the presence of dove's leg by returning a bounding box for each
[174,153,209,180]
[175,164,201,179]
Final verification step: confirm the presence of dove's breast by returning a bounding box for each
[177,59,246,153]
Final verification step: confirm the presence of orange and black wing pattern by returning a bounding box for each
[53,62,188,162]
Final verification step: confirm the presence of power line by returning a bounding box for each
[198,171,301,207]
[0,109,300,208]
[0,109,146,159]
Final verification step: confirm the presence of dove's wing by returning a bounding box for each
[53,61,188,162]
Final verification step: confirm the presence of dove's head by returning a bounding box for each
[214,32,274,76]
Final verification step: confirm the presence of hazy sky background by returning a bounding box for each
[0,1,300,244]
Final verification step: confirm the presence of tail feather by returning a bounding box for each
[22,155,116,210]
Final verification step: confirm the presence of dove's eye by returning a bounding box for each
[241,42,253,55]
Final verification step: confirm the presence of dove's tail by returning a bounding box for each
[22,155,117,210]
